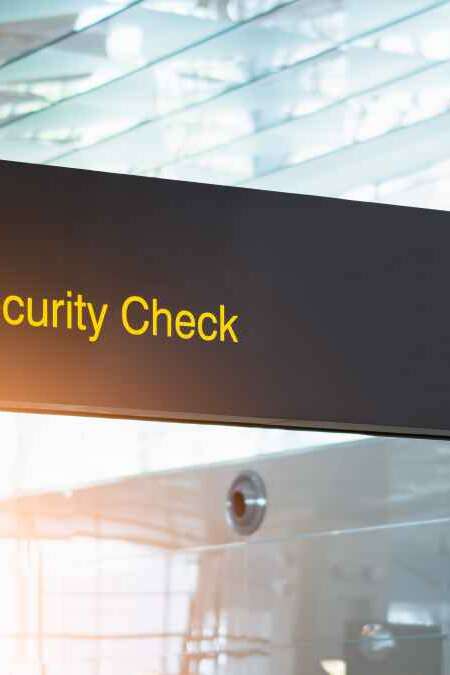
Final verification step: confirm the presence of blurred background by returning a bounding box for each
[0,1,450,673]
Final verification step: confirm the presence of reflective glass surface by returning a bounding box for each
[0,1,142,66]
[0,0,289,129]
[51,1,450,184]
[1,1,450,203]
[0,0,446,184]
[0,421,449,674]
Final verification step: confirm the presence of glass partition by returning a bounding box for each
[0,417,448,674]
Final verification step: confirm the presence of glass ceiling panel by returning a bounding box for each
[349,157,450,211]
[0,0,140,67]
[0,0,287,128]
[196,52,450,188]
[0,0,444,167]
[136,16,450,184]
[44,0,450,184]
[246,109,450,197]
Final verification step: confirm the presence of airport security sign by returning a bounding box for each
[1,159,449,438]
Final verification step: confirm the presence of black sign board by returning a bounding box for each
[1,159,449,438]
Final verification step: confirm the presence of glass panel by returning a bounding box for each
[48,33,439,177]
[246,523,449,675]
[1,423,450,673]
[0,410,360,497]
[0,0,288,128]
[157,30,450,186]
[246,106,450,197]
[0,1,140,67]
[345,157,450,210]
[0,0,444,166]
